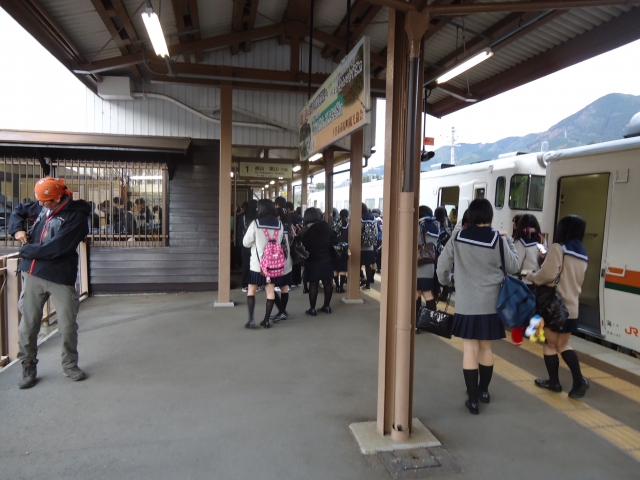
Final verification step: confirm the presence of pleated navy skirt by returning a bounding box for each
[361,250,376,266]
[552,318,578,334]
[247,270,292,287]
[417,277,434,292]
[305,260,335,282]
[451,313,506,340]
[334,257,349,272]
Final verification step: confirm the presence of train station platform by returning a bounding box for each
[1,285,639,479]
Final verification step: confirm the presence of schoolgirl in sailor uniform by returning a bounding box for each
[525,215,590,399]
[416,206,440,314]
[510,214,546,345]
[437,198,520,414]
[243,199,292,329]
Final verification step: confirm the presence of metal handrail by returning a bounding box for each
[0,242,89,365]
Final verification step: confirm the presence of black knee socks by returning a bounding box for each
[561,350,583,386]
[334,275,339,288]
[309,282,319,308]
[323,282,333,307]
[463,369,479,404]
[264,299,275,323]
[478,364,493,393]
[273,292,282,312]
[247,295,255,322]
[544,354,561,384]
[279,292,289,313]
[339,275,346,288]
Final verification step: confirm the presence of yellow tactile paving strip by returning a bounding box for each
[439,336,640,462]
[506,334,640,405]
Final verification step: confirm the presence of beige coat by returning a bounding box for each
[525,243,587,319]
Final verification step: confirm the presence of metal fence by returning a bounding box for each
[0,243,89,364]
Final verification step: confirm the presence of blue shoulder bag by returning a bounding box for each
[496,237,537,328]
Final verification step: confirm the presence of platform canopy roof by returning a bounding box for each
[2,0,640,118]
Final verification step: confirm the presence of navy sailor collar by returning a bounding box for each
[519,237,539,248]
[256,216,281,229]
[562,239,588,261]
[455,225,499,249]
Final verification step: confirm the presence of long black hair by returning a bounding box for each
[303,207,322,225]
[257,199,276,219]
[434,206,449,228]
[554,215,586,244]
[361,202,369,216]
[514,214,542,241]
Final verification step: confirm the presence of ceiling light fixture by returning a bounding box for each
[270,180,275,185]
[293,165,301,172]
[436,86,478,103]
[436,48,493,85]
[142,1,169,58]
[309,153,323,162]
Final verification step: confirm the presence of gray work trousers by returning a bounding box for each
[18,273,81,368]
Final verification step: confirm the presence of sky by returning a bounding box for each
[1,6,640,168]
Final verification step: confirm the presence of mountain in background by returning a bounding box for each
[422,93,640,169]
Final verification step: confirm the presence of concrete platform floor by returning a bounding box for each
[1,287,639,479]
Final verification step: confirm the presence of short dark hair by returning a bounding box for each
[113,197,122,205]
[514,214,541,241]
[257,199,276,219]
[275,196,287,208]
[554,215,586,244]
[286,201,295,211]
[434,206,448,226]
[340,209,349,225]
[134,198,145,205]
[418,205,433,218]
[126,201,134,210]
[466,198,493,225]
[303,207,322,225]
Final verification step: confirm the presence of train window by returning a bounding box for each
[495,176,506,209]
[439,186,459,208]
[474,188,486,199]
[529,175,545,210]
[509,174,545,211]
[379,198,383,212]
[366,198,375,209]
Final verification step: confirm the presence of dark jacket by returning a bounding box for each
[9,197,91,286]
[300,221,337,264]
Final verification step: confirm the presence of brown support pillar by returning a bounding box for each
[377,7,429,439]
[215,84,234,307]
[301,161,309,212]
[287,179,293,203]
[324,150,334,222]
[344,129,364,303]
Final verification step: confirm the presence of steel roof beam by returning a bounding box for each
[171,0,205,62]
[90,0,143,82]
[430,6,640,117]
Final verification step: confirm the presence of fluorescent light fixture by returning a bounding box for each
[436,48,493,85]
[142,9,169,58]
[435,86,477,103]
[230,171,234,178]
[265,184,269,188]
[131,175,162,180]
[309,153,323,162]
[270,180,275,185]
[293,165,301,172]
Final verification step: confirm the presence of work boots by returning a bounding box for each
[19,359,38,389]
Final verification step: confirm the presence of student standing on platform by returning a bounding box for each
[360,203,377,290]
[524,215,590,399]
[242,199,291,329]
[437,199,520,414]
[416,206,439,313]
[332,209,349,293]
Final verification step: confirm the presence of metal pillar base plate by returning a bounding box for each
[342,297,364,304]
[349,418,441,455]
[213,301,235,308]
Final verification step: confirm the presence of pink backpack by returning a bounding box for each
[259,228,285,282]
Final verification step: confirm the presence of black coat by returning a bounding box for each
[300,221,337,264]
[9,197,90,286]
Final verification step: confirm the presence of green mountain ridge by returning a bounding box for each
[423,93,640,168]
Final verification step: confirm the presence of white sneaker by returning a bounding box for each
[242,287,248,293]
[256,286,265,292]
[275,286,281,292]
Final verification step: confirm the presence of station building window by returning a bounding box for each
[495,176,506,209]
[55,160,168,246]
[365,198,375,210]
[509,174,545,211]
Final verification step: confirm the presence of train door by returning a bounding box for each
[439,186,460,223]
[601,168,640,352]
[555,173,609,335]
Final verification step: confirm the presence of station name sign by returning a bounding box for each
[239,162,293,179]
[299,36,371,161]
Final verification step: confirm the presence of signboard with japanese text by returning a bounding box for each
[299,36,371,161]
[239,162,293,179]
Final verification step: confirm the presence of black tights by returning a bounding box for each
[308,281,333,309]
[364,265,374,286]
